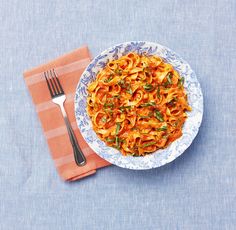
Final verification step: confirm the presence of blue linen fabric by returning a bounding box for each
[0,0,235,229]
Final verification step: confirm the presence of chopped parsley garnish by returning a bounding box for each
[114,146,120,150]
[106,138,115,143]
[115,136,120,148]
[101,117,107,123]
[156,126,167,131]
[120,139,126,144]
[178,77,185,87]
[163,135,169,139]
[163,81,169,87]
[112,95,120,99]
[104,103,114,108]
[104,108,113,114]
[162,73,173,87]
[126,87,133,95]
[119,105,132,110]
[118,79,125,85]
[166,72,173,84]
[143,141,156,147]
[138,112,153,118]
[104,76,113,83]
[118,79,126,88]
[139,115,150,118]
[167,97,178,106]
[115,69,123,76]
[140,102,156,107]
[143,84,154,91]
[173,121,179,127]
[115,123,121,135]
[154,110,164,122]
[157,86,160,98]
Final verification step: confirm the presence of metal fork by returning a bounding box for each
[44,69,86,166]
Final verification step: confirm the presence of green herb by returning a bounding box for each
[126,88,133,95]
[163,81,169,87]
[173,121,179,127]
[106,138,115,143]
[114,146,120,150]
[101,117,107,123]
[104,103,114,108]
[107,97,114,101]
[104,76,113,83]
[118,79,126,88]
[125,82,133,95]
[167,72,173,84]
[112,95,120,99]
[156,126,167,131]
[115,123,121,135]
[178,77,185,87]
[143,141,156,148]
[138,113,152,118]
[104,108,113,113]
[108,76,113,82]
[140,102,156,107]
[143,84,154,91]
[167,97,177,106]
[154,110,164,122]
[139,115,150,118]
[115,69,123,76]
[115,136,119,145]
[119,105,132,110]
[157,86,160,98]
[118,79,125,85]
[114,136,121,149]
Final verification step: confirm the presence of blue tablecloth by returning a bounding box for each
[1,0,235,229]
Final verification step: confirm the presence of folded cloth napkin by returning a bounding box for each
[23,46,111,181]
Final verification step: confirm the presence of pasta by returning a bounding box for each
[87,52,191,156]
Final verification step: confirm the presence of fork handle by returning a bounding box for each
[59,104,86,166]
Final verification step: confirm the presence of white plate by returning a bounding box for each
[75,41,203,169]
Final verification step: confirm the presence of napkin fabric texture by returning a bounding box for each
[23,46,111,181]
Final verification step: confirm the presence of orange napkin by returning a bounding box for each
[23,46,111,181]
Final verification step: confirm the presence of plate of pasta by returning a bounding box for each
[75,41,203,169]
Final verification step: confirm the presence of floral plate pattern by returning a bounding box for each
[74,41,203,170]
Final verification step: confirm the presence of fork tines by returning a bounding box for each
[44,69,64,98]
